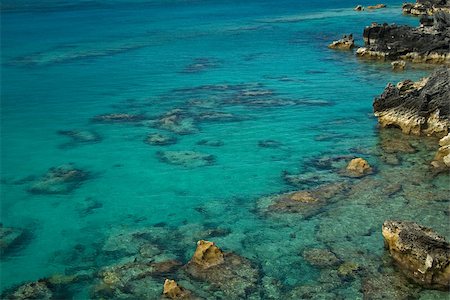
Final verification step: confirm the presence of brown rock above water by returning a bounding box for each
[402,0,450,16]
[343,158,373,177]
[382,220,450,290]
[190,240,224,269]
[367,3,386,9]
[163,279,192,299]
[328,34,354,50]
[432,133,450,170]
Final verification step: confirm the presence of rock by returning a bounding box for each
[190,240,224,269]
[91,113,146,123]
[259,182,347,217]
[328,34,354,50]
[144,133,177,146]
[157,151,215,168]
[431,133,450,170]
[342,158,373,178]
[1,281,53,300]
[357,13,450,63]
[162,279,192,299]
[367,4,386,9]
[303,248,340,267]
[185,241,259,299]
[382,220,450,289]
[152,109,197,135]
[391,60,406,71]
[362,269,421,299]
[28,164,90,194]
[57,130,102,147]
[258,139,283,148]
[354,5,364,11]
[180,58,221,74]
[337,262,361,279]
[196,139,224,147]
[373,67,450,137]
[402,0,450,16]
[0,225,25,255]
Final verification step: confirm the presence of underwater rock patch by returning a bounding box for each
[91,113,146,123]
[180,58,221,74]
[157,151,215,168]
[373,67,450,137]
[196,139,224,147]
[303,248,340,267]
[184,240,259,299]
[1,280,53,300]
[382,220,450,289]
[28,164,90,194]
[0,225,26,256]
[57,129,102,148]
[144,133,177,146]
[258,140,283,148]
[152,109,198,135]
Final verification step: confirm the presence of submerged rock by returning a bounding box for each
[144,133,177,146]
[382,220,450,289]
[0,225,25,255]
[303,248,340,267]
[402,0,450,16]
[258,139,283,148]
[196,139,224,147]
[432,133,450,170]
[184,240,259,299]
[373,67,450,137]
[180,58,221,74]
[28,165,89,194]
[91,113,146,123]
[357,13,450,63]
[163,279,192,299]
[152,109,197,135]
[328,34,354,50]
[157,151,215,168]
[57,130,102,147]
[342,158,373,178]
[1,280,53,300]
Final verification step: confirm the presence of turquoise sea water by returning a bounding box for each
[1,1,449,299]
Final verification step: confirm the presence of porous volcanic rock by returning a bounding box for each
[373,67,450,137]
[382,220,450,289]
[402,0,450,16]
[357,12,450,63]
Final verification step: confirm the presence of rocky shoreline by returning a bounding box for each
[402,0,450,16]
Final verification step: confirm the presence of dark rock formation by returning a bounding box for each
[402,0,450,16]
[357,12,450,63]
[373,67,450,137]
[382,220,450,290]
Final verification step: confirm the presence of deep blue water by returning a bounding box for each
[1,1,449,299]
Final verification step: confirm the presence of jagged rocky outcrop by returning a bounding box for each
[328,34,354,50]
[382,220,450,290]
[357,12,450,64]
[162,279,192,299]
[373,67,450,137]
[431,133,450,170]
[402,0,450,16]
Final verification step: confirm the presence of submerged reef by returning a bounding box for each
[91,113,146,123]
[57,129,102,148]
[357,12,450,64]
[144,133,177,146]
[0,225,26,256]
[157,151,215,168]
[28,164,90,194]
[382,220,450,290]
[373,67,450,137]
[402,0,450,16]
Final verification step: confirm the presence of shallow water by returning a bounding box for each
[1,0,449,299]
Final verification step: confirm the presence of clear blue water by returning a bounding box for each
[1,1,449,299]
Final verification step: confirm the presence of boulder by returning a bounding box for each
[190,240,224,269]
[373,67,450,137]
[328,34,355,50]
[343,158,373,178]
[391,60,406,71]
[162,279,192,299]
[382,220,450,289]
[357,12,450,63]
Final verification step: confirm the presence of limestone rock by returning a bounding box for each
[163,279,191,299]
[190,240,224,269]
[373,67,450,137]
[344,158,373,178]
[367,4,386,9]
[402,0,450,16]
[382,220,450,289]
[431,133,450,170]
[391,60,406,71]
[328,34,354,50]
[358,13,450,63]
